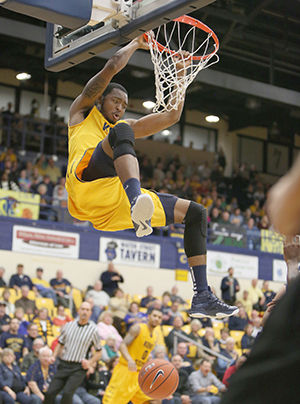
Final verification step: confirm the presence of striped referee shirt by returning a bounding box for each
[58,320,101,363]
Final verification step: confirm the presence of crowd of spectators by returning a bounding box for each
[0,260,275,403]
[0,115,272,233]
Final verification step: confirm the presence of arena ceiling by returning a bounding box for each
[0,0,300,135]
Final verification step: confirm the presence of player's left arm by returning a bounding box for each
[119,323,140,371]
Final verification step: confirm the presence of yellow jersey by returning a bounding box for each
[119,323,156,370]
[65,106,165,231]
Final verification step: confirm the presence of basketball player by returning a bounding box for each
[66,34,238,318]
[102,308,162,404]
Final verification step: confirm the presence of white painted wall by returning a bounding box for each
[20,90,50,119]
[0,250,284,300]
[0,85,15,111]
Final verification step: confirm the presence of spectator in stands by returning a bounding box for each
[165,315,189,355]
[32,267,57,305]
[228,306,249,331]
[165,301,183,325]
[241,324,255,352]
[188,319,214,362]
[219,329,230,350]
[257,214,269,230]
[45,156,61,184]
[108,288,128,335]
[2,289,14,316]
[176,342,194,375]
[220,267,240,305]
[14,307,29,335]
[0,348,31,404]
[27,346,74,404]
[0,267,6,287]
[33,308,54,345]
[50,269,71,308]
[85,280,110,310]
[37,183,56,221]
[163,355,192,404]
[18,169,31,192]
[20,337,44,373]
[38,174,53,197]
[53,177,68,200]
[0,170,19,191]
[161,291,171,322]
[101,335,119,363]
[86,357,117,399]
[0,301,10,335]
[15,285,36,316]
[240,291,252,313]
[170,285,186,305]
[217,211,229,226]
[97,311,122,349]
[84,297,102,324]
[124,302,147,330]
[189,359,226,404]
[24,323,39,352]
[100,262,124,297]
[230,208,244,227]
[247,279,264,308]
[52,305,72,327]
[152,345,169,361]
[9,263,33,291]
[261,281,276,305]
[201,328,220,358]
[140,286,156,308]
[251,317,262,338]
[210,207,220,224]
[0,318,28,362]
[215,337,238,380]
[222,354,247,388]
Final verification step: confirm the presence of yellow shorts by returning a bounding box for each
[102,363,151,404]
[66,168,166,231]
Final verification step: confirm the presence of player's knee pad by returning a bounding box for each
[108,122,136,160]
[184,202,207,257]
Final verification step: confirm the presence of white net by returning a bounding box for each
[146,18,219,113]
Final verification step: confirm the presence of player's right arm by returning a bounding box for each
[119,323,140,372]
[69,36,149,125]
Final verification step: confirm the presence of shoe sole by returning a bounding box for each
[131,194,154,238]
[188,308,240,319]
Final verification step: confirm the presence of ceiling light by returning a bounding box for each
[205,115,220,123]
[162,129,171,136]
[16,72,31,81]
[143,100,155,110]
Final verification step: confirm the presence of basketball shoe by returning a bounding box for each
[189,287,239,319]
[131,194,154,237]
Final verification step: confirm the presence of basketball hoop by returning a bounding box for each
[144,15,219,113]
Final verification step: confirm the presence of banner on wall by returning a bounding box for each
[12,225,79,259]
[210,223,247,248]
[207,250,258,279]
[0,190,40,220]
[272,259,287,282]
[99,237,161,268]
[260,229,284,254]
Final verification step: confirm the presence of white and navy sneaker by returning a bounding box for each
[131,194,154,238]
[189,287,239,319]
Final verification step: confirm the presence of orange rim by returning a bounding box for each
[143,15,219,61]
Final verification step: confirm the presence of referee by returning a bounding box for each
[44,301,102,404]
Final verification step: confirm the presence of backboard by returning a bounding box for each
[45,0,216,72]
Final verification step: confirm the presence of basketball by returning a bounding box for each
[138,359,179,399]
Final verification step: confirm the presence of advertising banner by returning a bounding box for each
[99,236,161,268]
[207,250,258,279]
[210,223,247,248]
[260,229,284,254]
[0,190,40,220]
[12,225,79,259]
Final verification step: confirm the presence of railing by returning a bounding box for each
[173,330,232,363]
[0,112,68,155]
